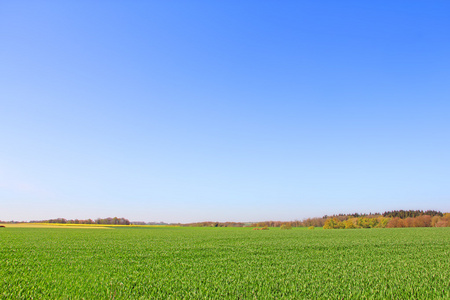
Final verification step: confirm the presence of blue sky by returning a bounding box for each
[1,1,449,222]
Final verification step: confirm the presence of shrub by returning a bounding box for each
[253,226,270,230]
[280,223,292,230]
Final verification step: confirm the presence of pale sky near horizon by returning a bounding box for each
[1,1,449,222]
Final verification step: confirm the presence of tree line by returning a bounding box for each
[183,218,327,228]
[382,210,443,218]
[4,209,448,228]
[323,210,443,219]
[29,217,131,225]
[323,213,450,229]
[183,210,449,228]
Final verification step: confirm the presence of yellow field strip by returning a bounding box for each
[2,223,111,229]
[1,223,178,229]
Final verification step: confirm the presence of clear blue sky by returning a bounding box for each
[1,1,449,222]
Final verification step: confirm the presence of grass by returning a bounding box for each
[1,226,449,299]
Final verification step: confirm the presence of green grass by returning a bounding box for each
[1,226,449,299]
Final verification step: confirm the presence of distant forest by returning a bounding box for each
[320,210,449,229]
[2,210,449,228]
[28,217,131,225]
[182,210,449,228]
[325,210,443,219]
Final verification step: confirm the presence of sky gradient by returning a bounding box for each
[1,1,449,222]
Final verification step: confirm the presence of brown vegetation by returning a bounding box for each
[253,226,269,230]
[280,223,292,230]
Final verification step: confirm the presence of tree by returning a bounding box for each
[344,219,357,229]
[323,218,344,229]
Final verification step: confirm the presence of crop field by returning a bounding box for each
[1,226,449,299]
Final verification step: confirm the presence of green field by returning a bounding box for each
[1,226,449,299]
